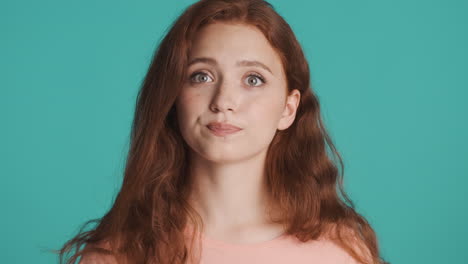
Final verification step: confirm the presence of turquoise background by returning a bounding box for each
[2,0,467,263]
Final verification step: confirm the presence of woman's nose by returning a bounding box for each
[209,79,239,113]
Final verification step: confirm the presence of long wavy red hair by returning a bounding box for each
[56,0,389,263]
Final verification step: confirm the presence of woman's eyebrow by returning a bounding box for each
[187,57,273,74]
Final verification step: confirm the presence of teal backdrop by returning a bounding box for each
[2,0,467,263]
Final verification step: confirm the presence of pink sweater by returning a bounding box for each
[78,231,364,264]
[188,232,362,264]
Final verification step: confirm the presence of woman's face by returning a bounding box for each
[175,22,300,163]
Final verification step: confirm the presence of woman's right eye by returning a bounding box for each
[189,72,213,83]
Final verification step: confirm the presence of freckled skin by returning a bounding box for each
[175,22,300,164]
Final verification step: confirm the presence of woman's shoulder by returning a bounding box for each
[78,240,118,264]
[79,252,117,264]
[297,225,373,264]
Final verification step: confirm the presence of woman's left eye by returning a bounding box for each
[245,74,265,87]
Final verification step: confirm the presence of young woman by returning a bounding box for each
[58,0,389,263]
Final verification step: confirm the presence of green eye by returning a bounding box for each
[190,72,213,83]
[245,74,265,87]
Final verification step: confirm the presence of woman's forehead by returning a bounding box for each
[188,23,284,76]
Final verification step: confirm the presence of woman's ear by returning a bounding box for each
[277,89,301,131]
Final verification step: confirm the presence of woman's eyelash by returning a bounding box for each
[248,73,266,83]
[189,71,209,82]
[188,71,266,84]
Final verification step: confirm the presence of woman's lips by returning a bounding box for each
[206,122,242,137]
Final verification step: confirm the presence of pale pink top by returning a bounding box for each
[189,231,362,264]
